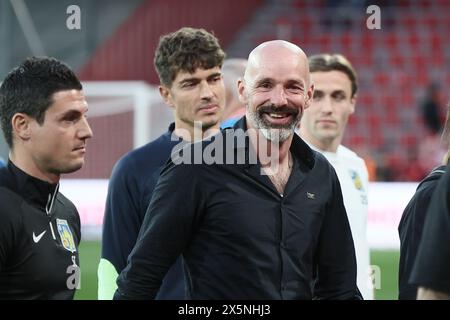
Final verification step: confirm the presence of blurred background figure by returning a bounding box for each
[420,83,443,136]
[298,53,373,299]
[406,83,448,181]
[220,58,247,128]
[0,157,5,168]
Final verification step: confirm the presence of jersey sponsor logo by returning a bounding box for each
[56,219,77,252]
[32,230,47,243]
[349,170,364,191]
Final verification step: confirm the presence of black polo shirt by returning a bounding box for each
[410,163,450,294]
[115,118,359,300]
[0,161,80,299]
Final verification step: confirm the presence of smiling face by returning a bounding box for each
[159,66,225,139]
[239,41,313,143]
[299,70,356,152]
[27,89,93,176]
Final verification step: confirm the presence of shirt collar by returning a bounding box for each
[7,160,59,211]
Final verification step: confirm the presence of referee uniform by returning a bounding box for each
[0,161,81,299]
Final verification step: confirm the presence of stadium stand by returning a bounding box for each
[2,0,449,181]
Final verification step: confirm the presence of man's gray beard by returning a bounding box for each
[259,127,293,143]
[248,108,300,143]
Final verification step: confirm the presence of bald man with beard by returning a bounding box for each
[114,40,361,300]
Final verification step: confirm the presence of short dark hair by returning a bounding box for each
[154,27,225,87]
[308,53,358,97]
[0,57,82,147]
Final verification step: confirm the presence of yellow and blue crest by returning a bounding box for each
[349,170,364,191]
[56,218,76,252]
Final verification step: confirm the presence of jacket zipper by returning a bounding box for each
[46,184,59,240]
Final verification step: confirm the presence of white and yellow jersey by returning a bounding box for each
[314,145,373,300]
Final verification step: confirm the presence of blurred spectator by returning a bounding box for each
[355,146,378,181]
[298,53,373,299]
[0,157,5,168]
[220,58,247,128]
[363,154,377,181]
[415,134,446,178]
[420,83,443,135]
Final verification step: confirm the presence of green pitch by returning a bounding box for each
[74,241,400,300]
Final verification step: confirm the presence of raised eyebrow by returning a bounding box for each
[331,90,347,96]
[207,72,222,80]
[60,109,83,119]
[254,78,273,86]
[286,79,305,88]
[179,77,199,86]
[313,89,324,95]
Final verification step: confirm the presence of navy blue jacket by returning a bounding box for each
[101,123,185,299]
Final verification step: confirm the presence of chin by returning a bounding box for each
[201,118,220,130]
[60,161,84,174]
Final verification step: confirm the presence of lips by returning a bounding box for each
[198,104,219,113]
[262,112,294,126]
[257,105,299,127]
[317,119,336,126]
[73,145,86,152]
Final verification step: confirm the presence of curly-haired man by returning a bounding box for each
[98,27,226,299]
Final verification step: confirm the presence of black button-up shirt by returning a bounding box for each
[115,118,359,300]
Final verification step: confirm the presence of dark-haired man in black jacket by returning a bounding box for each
[0,57,92,299]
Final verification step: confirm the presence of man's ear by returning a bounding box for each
[304,83,314,110]
[238,78,247,105]
[11,113,32,141]
[159,85,174,108]
[349,94,357,114]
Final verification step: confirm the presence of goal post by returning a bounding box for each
[83,81,173,149]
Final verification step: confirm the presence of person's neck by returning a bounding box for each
[222,102,245,121]
[316,139,339,153]
[10,149,60,184]
[298,129,340,153]
[174,120,221,142]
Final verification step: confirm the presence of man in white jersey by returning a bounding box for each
[297,53,373,299]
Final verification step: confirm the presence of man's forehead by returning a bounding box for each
[246,53,309,84]
[175,66,221,79]
[48,89,88,112]
[248,60,309,84]
[253,73,306,84]
[51,89,86,100]
[311,70,352,88]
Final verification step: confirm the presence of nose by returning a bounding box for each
[320,96,333,114]
[78,116,93,140]
[199,81,214,101]
[271,85,287,107]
